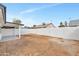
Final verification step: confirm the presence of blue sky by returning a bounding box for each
[3,3,79,26]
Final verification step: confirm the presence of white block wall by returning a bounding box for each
[25,27,79,40]
[0,29,16,41]
[0,27,79,40]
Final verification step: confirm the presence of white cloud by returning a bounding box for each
[20,8,39,14]
[20,3,62,14]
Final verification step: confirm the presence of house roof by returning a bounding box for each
[0,4,6,8]
[32,23,56,29]
[36,23,55,27]
[46,23,56,28]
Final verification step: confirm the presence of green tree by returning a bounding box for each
[42,22,46,25]
[12,18,21,28]
[13,18,21,24]
[59,22,65,27]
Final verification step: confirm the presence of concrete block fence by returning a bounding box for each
[26,27,79,40]
[0,27,79,41]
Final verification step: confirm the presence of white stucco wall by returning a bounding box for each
[0,27,79,41]
[25,27,79,40]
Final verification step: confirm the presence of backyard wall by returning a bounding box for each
[0,27,79,41]
[25,27,79,40]
[0,29,17,41]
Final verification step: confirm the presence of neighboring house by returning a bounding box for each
[26,23,55,29]
[35,23,55,28]
[46,23,56,28]
[69,19,79,27]
[0,4,24,28]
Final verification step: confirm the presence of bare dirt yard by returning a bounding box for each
[0,34,79,56]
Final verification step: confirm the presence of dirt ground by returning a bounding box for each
[0,34,79,56]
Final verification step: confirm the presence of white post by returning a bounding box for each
[19,25,21,39]
[0,27,2,40]
[14,27,16,39]
[0,24,2,40]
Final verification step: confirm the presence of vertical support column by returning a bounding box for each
[18,25,21,39]
[0,27,2,40]
[14,27,16,39]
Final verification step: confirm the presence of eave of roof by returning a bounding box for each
[0,4,6,8]
[6,22,24,26]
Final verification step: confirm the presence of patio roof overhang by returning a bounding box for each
[1,22,24,28]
